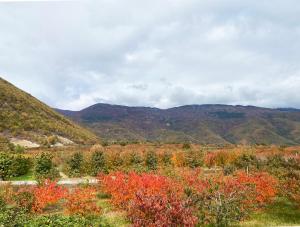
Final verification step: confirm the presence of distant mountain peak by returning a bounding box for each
[56,102,300,145]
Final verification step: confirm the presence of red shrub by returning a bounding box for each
[65,187,101,215]
[129,191,197,227]
[235,171,278,205]
[99,172,195,226]
[32,180,67,213]
[99,172,183,209]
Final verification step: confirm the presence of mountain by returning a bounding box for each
[56,103,300,145]
[0,77,98,146]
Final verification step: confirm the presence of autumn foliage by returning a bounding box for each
[99,172,197,226]
[65,187,100,215]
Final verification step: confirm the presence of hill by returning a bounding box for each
[57,103,300,145]
[0,77,98,146]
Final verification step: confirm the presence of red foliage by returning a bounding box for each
[235,171,278,205]
[99,172,197,226]
[129,191,197,227]
[65,187,101,215]
[32,180,67,213]
[181,169,277,208]
[99,172,183,209]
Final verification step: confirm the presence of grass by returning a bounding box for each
[9,170,35,181]
[240,197,300,227]
[97,198,130,227]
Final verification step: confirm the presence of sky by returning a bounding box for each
[1,0,300,110]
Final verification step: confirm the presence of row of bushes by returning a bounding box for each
[0,196,108,227]
[64,148,204,177]
[99,170,278,226]
[0,180,100,215]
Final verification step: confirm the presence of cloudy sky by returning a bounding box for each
[1,0,300,110]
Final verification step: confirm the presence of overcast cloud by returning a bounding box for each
[1,0,300,110]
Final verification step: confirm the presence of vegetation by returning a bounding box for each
[0,77,98,145]
[34,153,59,180]
[0,144,300,226]
[58,103,300,145]
[0,152,31,180]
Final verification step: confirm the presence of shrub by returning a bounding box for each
[65,187,101,215]
[90,144,104,153]
[32,180,67,213]
[0,206,28,227]
[0,153,30,179]
[99,171,195,226]
[145,151,158,171]
[161,151,172,166]
[99,172,183,209]
[204,150,240,168]
[13,188,35,212]
[90,150,107,176]
[0,152,13,180]
[24,214,108,226]
[106,151,123,171]
[11,155,31,177]
[34,153,59,180]
[185,150,204,168]
[182,143,191,150]
[68,152,84,177]
[233,154,261,172]
[128,191,197,227]
[180,169,277,226]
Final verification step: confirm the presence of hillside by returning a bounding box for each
[0,77,98,146]
[57,103,300,145]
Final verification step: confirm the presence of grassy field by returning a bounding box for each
[240,198,300,227]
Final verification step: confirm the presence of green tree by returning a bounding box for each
[0,152,13,180]
[91,151,106,176]
[145,151,158,171]
[68,152,83,177]
[34,153,58,180]
[186,150,204,168]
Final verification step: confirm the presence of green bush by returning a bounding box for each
[145,151,158,171]
[0,206,110,227]
[11,155,32,177]
[185,150,204,168]
[0,152,13,180]
[161,151,172,166]
[182,143,191,150]
[233,154,261,172]
[0,202,28,227]
[68,152,84,177]
[91,150,107,176]
[34,153,59,180]
[0,153,31,180]
[24,215,110,227]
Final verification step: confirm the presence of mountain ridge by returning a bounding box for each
[56,103,300,145]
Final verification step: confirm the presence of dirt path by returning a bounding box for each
[0,178,98,186]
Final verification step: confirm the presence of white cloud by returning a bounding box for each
[1,0,300,110]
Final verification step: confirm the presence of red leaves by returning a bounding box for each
[10,180,100,215]
[65,187,101,215]
[32,180,67,213]
[99,172,197,226]
[129,192,197,227]
[99,172,182,209]
[235,171,278,205]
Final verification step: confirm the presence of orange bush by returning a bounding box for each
[99,171,195,226]
[65,187,101,215]
[99,172,183,209]
[32,180,67,213]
